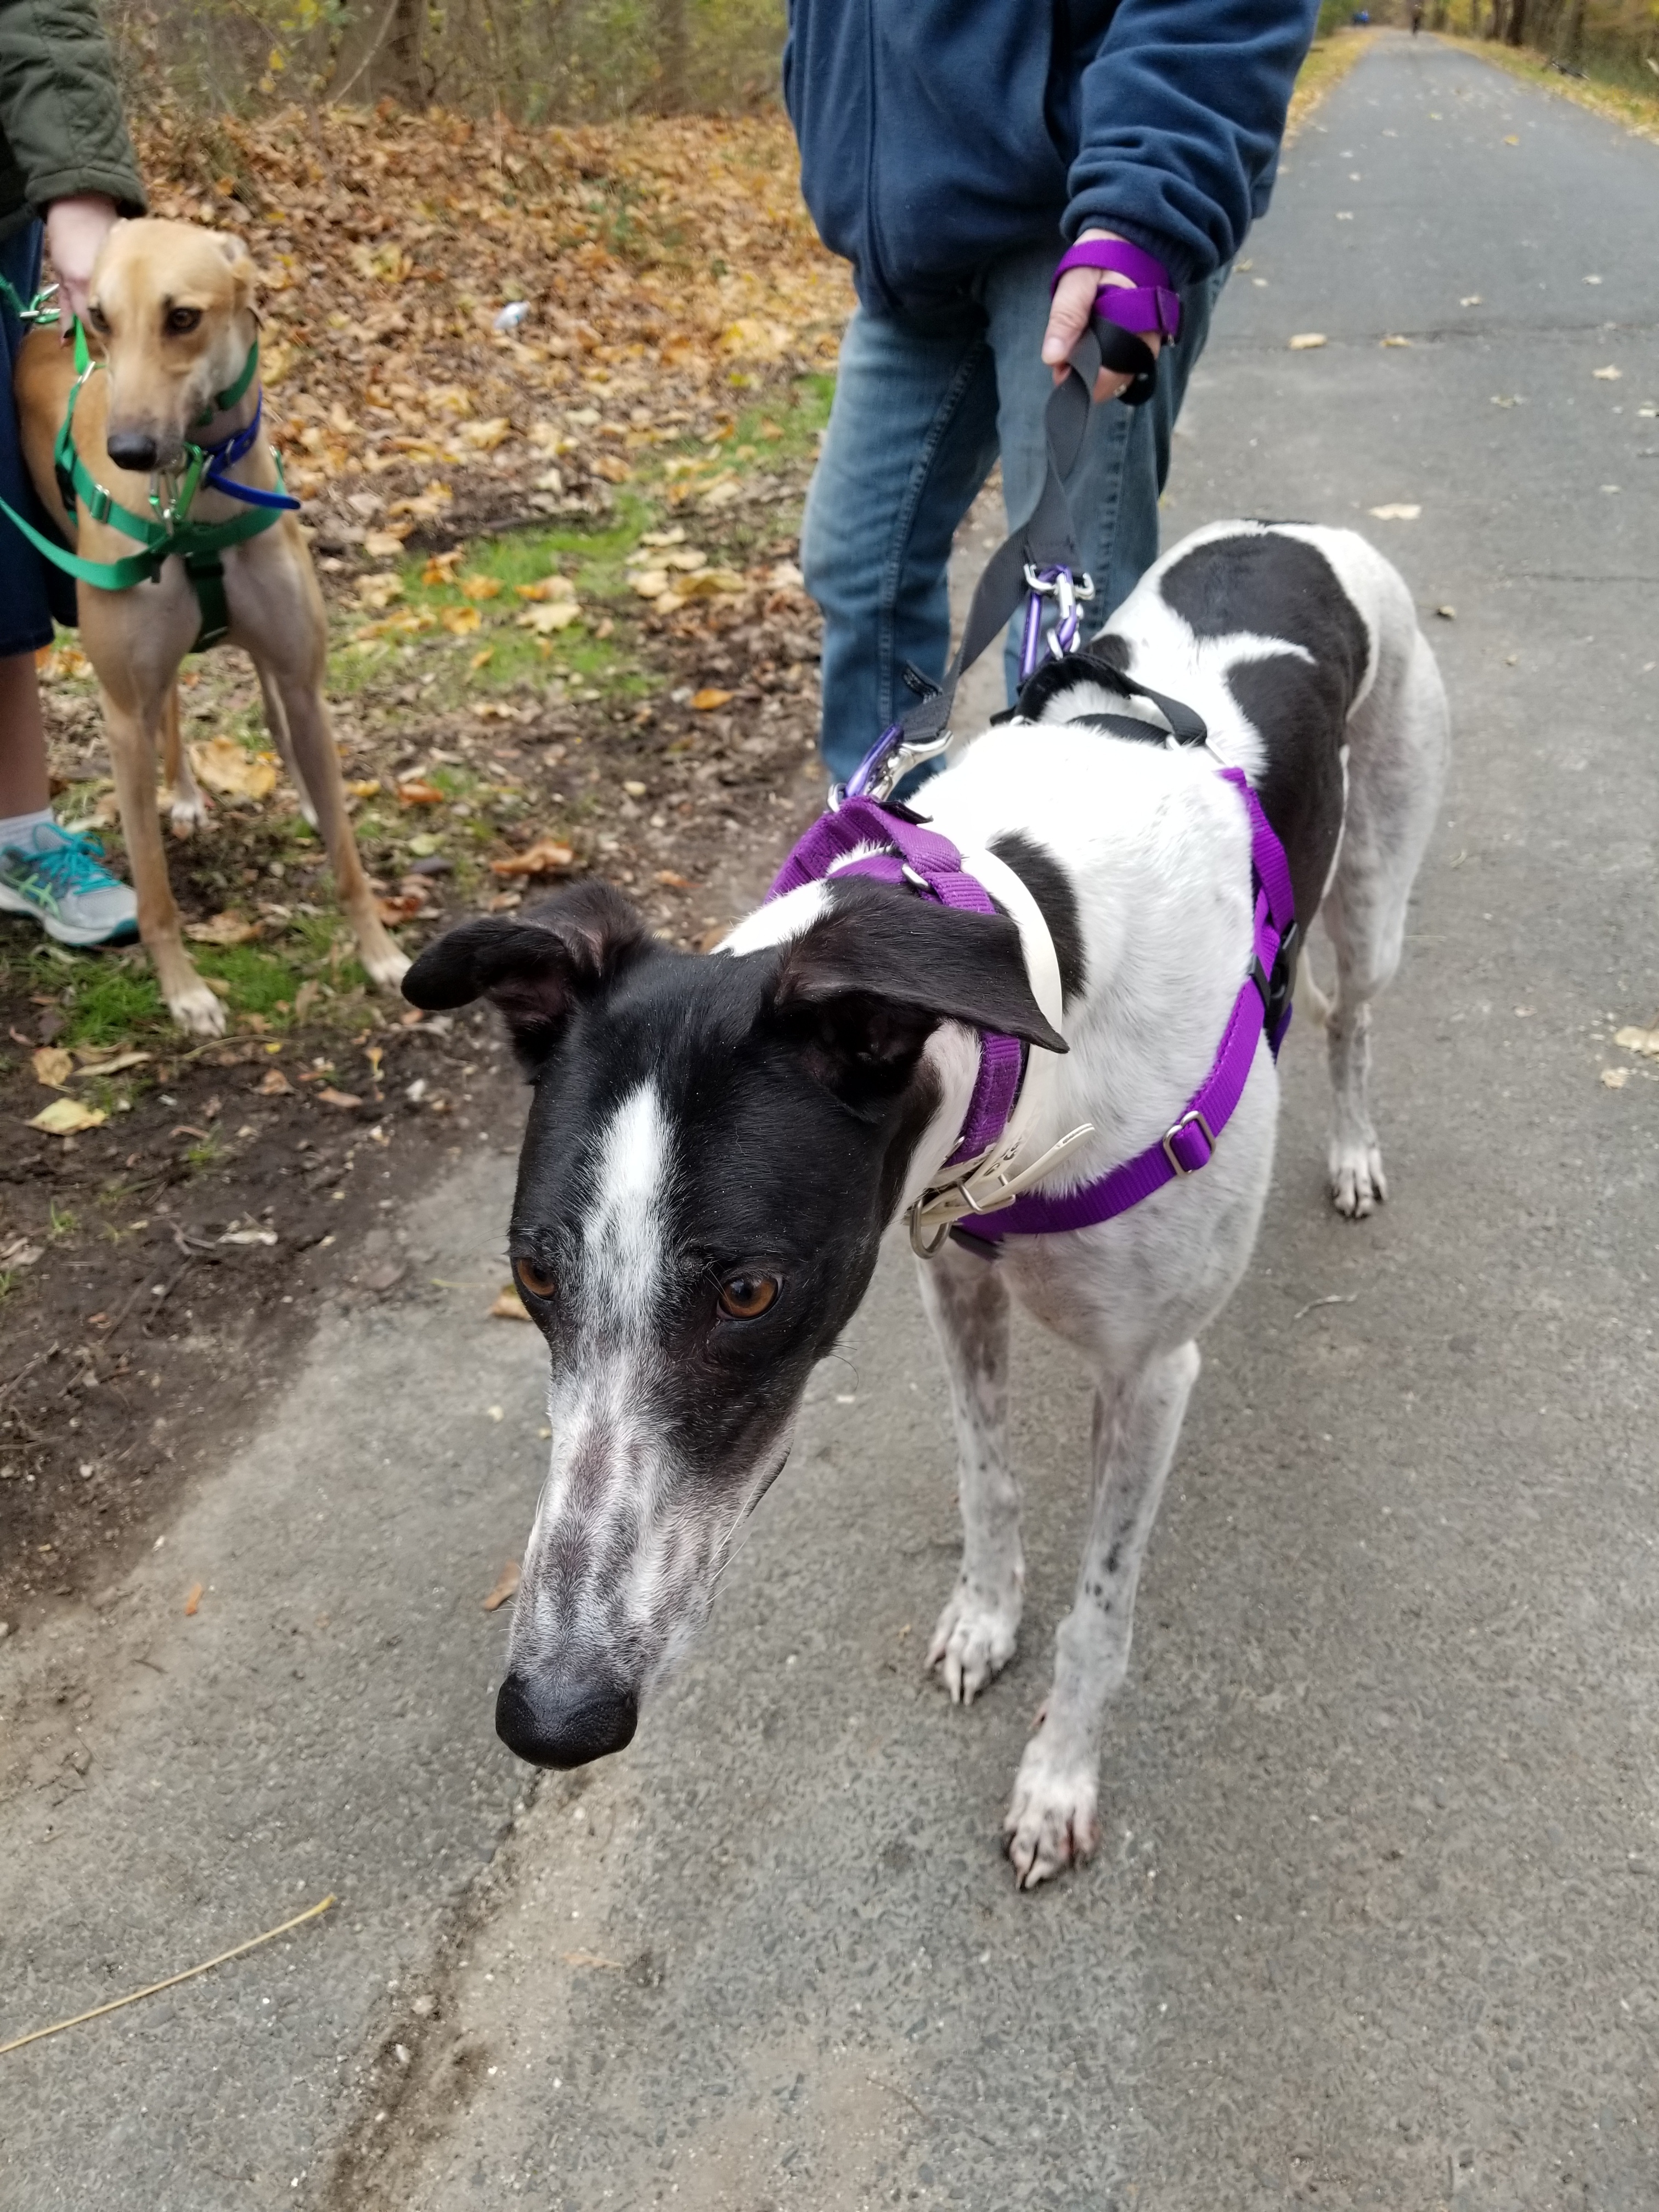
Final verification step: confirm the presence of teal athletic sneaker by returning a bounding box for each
[0,821,139,949]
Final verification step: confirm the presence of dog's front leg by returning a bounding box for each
[1005,1338,1199,1888]
[266,673,409,993]
[101,688,226,1035]
[917,1240,1023,1704]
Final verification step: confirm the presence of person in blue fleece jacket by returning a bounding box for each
[785,0,1322,783]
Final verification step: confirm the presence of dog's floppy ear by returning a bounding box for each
[767,877,1063,1098]
[212,232,257,314]
[403,881,650,1066]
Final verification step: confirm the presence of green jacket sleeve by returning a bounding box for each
[0,0,145,222]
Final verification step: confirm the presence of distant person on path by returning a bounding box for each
[0,0,145,947]
[785,0,1323,786]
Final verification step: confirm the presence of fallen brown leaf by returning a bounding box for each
[691,687,734,710]
[183,1582,203,1617]
[190,737,278,802]
[376,894,427,922]
[316,1087,364,1109]
[440,605,482,635]
[489,839,574,878]
[483,1560,521,1611]
[1613,1025,1659,1057]
[29,1097,108,1135]
[185,912,262,947]
[490,1284,532,1321]
[1288,332,1327,351]
[517,602,580,633]
[72,1047,151,1077]
[256,1067,294,1096]
[397,780,445,806]
[32,1046,72,1089]
[459,574,504,599]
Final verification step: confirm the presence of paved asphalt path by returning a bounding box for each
[3,35,1657,2211]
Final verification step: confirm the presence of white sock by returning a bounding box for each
[0,808,54,853]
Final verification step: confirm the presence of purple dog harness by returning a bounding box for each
[769,767,1295,1249]
[769,798,1024,1171]
[765,258,1296,1254]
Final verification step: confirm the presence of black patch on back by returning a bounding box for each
[989,831,1087,1005]
[1226,657,1349,926]
[1159,531,1370,693]
[1156,531,1373,927]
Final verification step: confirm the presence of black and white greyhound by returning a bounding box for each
[405,519,1448,1888]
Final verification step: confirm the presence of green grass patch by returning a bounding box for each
[51,954,164,1048]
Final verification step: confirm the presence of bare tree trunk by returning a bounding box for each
[1505,0,1528,44]
[385,0,425,105]
[656,0,687,112]
[1562,0,1586,63]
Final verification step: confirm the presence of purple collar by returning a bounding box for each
[767,766,1296,1248]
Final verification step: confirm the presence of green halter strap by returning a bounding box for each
[0,323,289,651]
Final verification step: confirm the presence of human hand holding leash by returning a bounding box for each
[1043,227,1164,402]
[44,195,120,336]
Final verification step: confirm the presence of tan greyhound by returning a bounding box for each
[14,217,406,1035]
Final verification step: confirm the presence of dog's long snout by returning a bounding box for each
[496,1670,638,1769]
[105,428,159,473]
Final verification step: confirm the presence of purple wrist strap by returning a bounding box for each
[768,797,1022,1166]
[1053,237,1182,341]
[967,768,1294,1240]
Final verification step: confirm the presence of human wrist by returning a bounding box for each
[1053,233,1179,343]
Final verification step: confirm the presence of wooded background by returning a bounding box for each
[99,0,1659,123]
[105,0,788,121]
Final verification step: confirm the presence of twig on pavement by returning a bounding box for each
[0,1895,336,2058]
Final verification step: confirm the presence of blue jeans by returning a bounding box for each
[0,220,69,657]
[802,241,1228,785]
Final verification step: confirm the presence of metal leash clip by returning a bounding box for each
[830,720,953,811]
[907,1120,1097,1256]
[17,281,60,329]
[1020,564,1094,683]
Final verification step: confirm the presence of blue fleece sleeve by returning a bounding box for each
[1064,0,1322,286]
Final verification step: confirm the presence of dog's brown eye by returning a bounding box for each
[166,306,201,334]
[717,1273,779,1321]
[86,302,107,333]
[515,1257,558,1302]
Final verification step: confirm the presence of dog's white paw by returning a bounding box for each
[363,943,411,992]
[167,791,209,836]
[167,981,228,1037]
[927,1580,1019,1705]
[1003,1731,1099,1890]
[1329,1138,1387,1219]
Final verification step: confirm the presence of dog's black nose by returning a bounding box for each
[495,1672,637,1768]
[105,430,159,472]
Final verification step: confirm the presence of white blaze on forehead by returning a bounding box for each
[583,1081,673,1330]
[714,877,830,957]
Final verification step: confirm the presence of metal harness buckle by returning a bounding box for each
[1161,1108,1217,1178]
